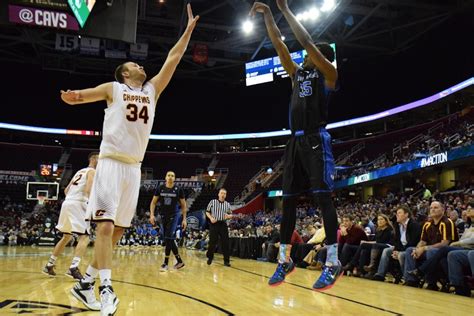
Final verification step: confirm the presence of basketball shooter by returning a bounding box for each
[250,0,341,290]
[60,5,199,315]
[43,152,98,281]
[149,171,187,272]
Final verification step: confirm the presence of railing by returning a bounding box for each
[428,122,444,136]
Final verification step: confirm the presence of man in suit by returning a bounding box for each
[372,206,421,281]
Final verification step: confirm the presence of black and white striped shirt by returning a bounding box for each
[206,199,232,221]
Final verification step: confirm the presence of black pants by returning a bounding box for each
[207,221,230,263]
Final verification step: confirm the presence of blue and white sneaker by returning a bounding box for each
[312,261,343,291]
[268,260,296,286]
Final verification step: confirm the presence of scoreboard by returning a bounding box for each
[245,43,337,87]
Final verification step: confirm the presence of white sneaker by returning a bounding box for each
[71,281,101,311]
[160,263,168,272]
[99,285,119,316]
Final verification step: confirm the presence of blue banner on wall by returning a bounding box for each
[334,144,474,188]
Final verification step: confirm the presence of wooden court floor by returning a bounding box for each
[0,246,471,315]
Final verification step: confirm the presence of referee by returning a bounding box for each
[206,188,233,267]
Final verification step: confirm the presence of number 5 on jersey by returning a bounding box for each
[126,103,149,124]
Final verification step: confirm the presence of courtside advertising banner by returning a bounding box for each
[8,4,79,30]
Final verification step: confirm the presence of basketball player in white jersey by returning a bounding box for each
[60,4,199,315]
[43,152,98,280]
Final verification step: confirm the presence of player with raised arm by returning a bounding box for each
[61,5,199,315]
[250,1,341,291]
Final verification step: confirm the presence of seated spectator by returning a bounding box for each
[404,201,459,288]
[260,224,280,262]
[338,215,368,267]
[344,214,393,277]
[410,202,473,294]
[448,249,474,296]
[293,223,326,267]
[458,210,470,234]
[450,210,463,227]
[372,206,421,282]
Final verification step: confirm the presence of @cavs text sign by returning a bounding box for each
[8,5,79,30]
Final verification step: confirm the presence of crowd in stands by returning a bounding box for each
[335,114,473,181]
[0,196,61,246]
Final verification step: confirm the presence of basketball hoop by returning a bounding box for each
[37,196,47,205]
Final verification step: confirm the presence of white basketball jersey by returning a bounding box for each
[65,167,94,202]
[99,82,156,163]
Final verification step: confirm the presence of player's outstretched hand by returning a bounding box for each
[149,216,156,226]
[276,0,289,11]
[60,90,83,104]
[186,3,200,32]
[249,2,270,17]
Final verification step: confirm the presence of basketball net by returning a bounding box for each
[37,196,47,205]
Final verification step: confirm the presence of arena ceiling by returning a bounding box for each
[0,0,472,82]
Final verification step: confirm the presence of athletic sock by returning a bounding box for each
[70,257,81,269]
[82,265,98,283]
[164,256,170,265]
[99,269,112,287]
[175,254,183,264]
[326,243,339,266]
[278,244,292,264]
[47,255,57,267]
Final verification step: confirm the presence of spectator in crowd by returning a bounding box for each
[404,201,459,288]
[448,248,474,296]
[410,202,473,294]
[458,210,470,234]
[260,224,280,262]
[372,206,421,282]
[345,214,394,277]
[339,215,368,268]
[449,210,463,227]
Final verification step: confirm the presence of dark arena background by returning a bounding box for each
[0,0,473,315]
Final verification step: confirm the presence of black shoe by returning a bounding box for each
[342,263,353,272]
[207,258,212,265]
[224,262,231,267]
[405,280,419,288]
[66,267,84,281]
[372,274,385,282]
[454,286,471,297]
[426,283,439,291]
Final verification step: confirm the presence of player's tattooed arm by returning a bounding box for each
[60,82,113,105]
[249,2,297,79]
[149,4,199,99]
[276,0,337,87]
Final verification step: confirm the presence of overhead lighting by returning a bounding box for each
[242,20,254,34]
[309,8,320,21]
[208,170,215,177]
[296,7,320,22]
[321,0,335,12]
[281,35,286,41]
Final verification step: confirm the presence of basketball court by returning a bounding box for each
[0,246,471,315]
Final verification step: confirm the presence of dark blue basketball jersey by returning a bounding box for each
[289,68,333,132]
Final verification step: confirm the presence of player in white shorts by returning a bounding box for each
[60,5,199,315]
[42,152,98,281]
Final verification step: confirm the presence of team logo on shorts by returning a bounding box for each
[95,210,106,217]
